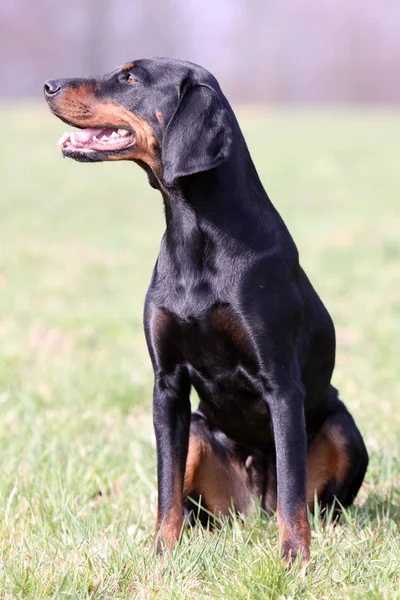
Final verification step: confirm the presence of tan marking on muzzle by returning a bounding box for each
[53,83,160,174]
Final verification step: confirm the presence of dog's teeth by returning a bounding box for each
[110,131,119,139]
[117,128,130,137]
[57,132,70,146]
[93,135,99,141]
[70,133,77,145]
[100,135,108,142]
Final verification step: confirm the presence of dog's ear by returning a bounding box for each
[162,85,232,186]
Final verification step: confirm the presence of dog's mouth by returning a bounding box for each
[58,126,136,159]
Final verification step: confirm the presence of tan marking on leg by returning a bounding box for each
[155,465,183,551]
[306,424,350,508]
[184,431,254,517]
[277,504,311,564]
[183,434,203,496]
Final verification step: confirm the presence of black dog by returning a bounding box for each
[44,58,368,564]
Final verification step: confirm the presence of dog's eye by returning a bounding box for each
[126,73,137,84]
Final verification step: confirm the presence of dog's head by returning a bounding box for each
[44,57,232,187]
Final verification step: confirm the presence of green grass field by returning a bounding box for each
[0,105,399,599]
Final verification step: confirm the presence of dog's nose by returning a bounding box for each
[43,79,62,97]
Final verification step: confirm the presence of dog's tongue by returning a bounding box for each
[74,127,105,142]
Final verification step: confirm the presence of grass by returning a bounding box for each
[0,104,399,598]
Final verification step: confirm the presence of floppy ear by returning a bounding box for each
[162,85,232,185]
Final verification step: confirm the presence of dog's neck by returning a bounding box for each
[163,151,272,235]
[158,147,289,276]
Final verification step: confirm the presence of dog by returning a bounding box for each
[44,57,368,564]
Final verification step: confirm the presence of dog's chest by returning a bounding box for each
[151,302,274,447]
[152,302,258,380]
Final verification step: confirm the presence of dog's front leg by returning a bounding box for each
[153,366,191,552]
[268,379,311,565]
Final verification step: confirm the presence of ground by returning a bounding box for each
[0,105,399,599]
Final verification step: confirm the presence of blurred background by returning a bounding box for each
[0,2,399,596]
[1,0,400,103]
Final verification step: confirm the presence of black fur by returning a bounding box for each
[44,58,368,562]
